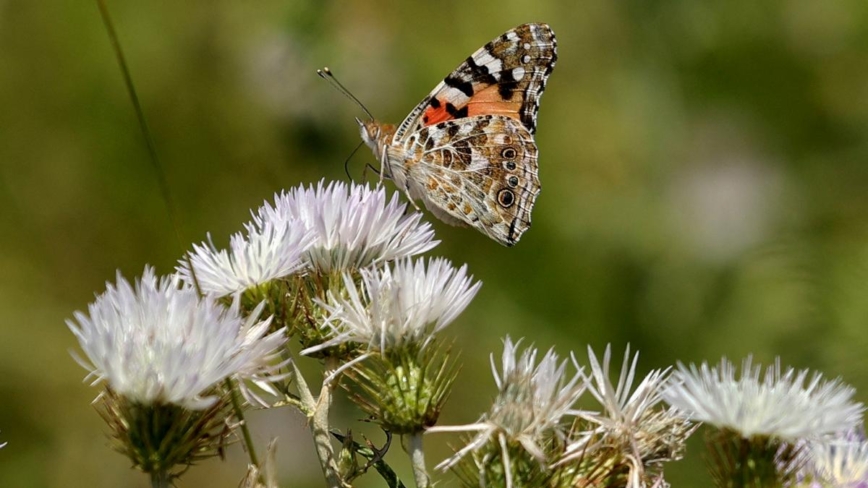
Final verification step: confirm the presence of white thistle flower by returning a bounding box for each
[809,437,868,487]
[253,180,438,272]
[561,345,694,486]
[432,337,586,480]
[303,257,480,355]
[663,357,864,441]
[579,345,670,436]
[67,267,287,410]
[178,218,312,296]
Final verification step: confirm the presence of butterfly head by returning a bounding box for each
[357,118,396,162]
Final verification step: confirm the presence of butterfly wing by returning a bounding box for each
[396,115,540,246]
[393,23,557,142]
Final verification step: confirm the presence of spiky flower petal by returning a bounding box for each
[664,357,864,488]
[178,218,312,297]
[301,258,476,432]
[808,436,868,487]
[67,267,287,410]
[432,337,586,487]
[304,257,480,355]
[663,357,864,440]
[562,345,695,487]
[253,181,438,273]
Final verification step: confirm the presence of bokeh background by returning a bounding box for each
[2,0,868,486]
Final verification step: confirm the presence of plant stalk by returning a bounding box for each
[150,469,170,488]
[226,378,259,467]
[94,0,185,249]
[407,432,429,488]
[309,356,345,487]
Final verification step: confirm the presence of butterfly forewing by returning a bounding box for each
[394,23,557,141]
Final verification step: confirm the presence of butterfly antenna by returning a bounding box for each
[318,67,375,120]
[343,141,365,181]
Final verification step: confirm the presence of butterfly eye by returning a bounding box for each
[497,188,516,208]
[501,147,518,159]
[508,176,519,187]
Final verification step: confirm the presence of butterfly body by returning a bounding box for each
[359,23,556,246]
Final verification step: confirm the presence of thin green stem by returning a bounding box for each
[95,0,186,249]
[407,432,429,488]
[226,378,259,467]
[149,469,171,488]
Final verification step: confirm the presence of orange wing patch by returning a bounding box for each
[466,84,522,120]
[422,84,523,127]
[422,97,468,126]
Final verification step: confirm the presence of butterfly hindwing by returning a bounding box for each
[393,23,557,141]
[395,115,540,246]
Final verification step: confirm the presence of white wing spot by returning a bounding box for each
[521,54,531,64]
[475,51,503,73]
[523,42,531,50]
[511,66,526,81]
[468,155,489,172]
[442,89,471,107]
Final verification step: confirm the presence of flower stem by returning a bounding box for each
[309,356,345,487]
[149,470,170,488]
[94,0,186,249]
[407,432,429,488]
[226,378,259,467]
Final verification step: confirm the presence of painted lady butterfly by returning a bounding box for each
[359,23,556,246]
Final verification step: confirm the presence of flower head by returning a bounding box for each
[561,345,695,487]
[807,435,868,487]
[67,267,287,410]
[178,217,312,297]
[663,357,864,441]
[304,257,481,356]
[254,181,437,272]
[302,257,476,434]
[579,345,672,438]
[432,337,586,487]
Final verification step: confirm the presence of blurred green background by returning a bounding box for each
[2,0,868,486]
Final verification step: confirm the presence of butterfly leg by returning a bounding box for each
[378,146,388,186]
[404,191,421,211]
[396,174,421,211]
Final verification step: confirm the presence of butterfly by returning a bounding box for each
[358,23,556,246]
